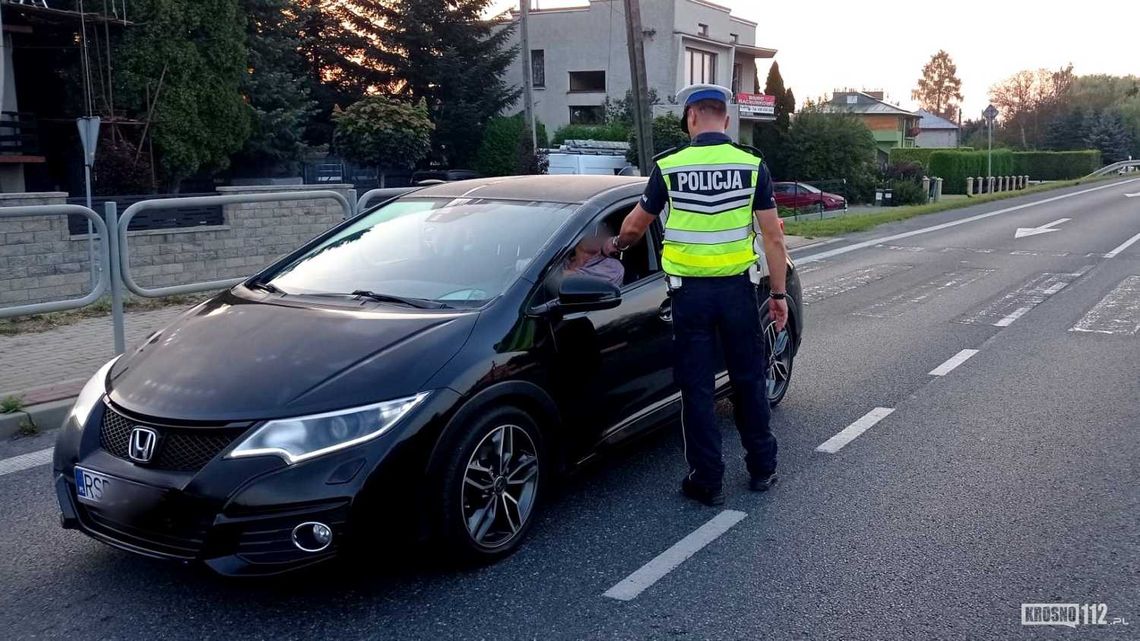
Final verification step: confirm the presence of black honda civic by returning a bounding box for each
[53,175,804,576]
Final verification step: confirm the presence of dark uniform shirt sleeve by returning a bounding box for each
[754,162,777,211]
[639,165,668,216]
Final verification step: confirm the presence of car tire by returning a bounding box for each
[436,405,545,564]
[760,302,796,407]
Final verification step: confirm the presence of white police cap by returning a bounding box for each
[676,83,733,106]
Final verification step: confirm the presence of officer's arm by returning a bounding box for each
[753,164,787,293]
[608,166,666,253]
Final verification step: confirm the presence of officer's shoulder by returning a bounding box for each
[730,142,765,161]
[653,144,690,162]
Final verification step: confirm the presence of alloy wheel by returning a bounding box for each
[461,424,539,550]
[765,320,792,403]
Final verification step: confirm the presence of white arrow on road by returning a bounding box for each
[1014,217,1071,239]
[1126,192,1140,198]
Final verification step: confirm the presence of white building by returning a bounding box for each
[501,0,777,144]
[914,109,961,148]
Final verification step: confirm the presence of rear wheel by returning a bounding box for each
[437,406,544,562]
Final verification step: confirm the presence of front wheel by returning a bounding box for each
[436,406,544,563]
[761,308,795,407]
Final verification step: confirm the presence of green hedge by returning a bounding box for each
[889,147,973,170]
[550,122,631,145]
[929,150,1014,194]
[1011,151,1101,180]
[475,115,548,177]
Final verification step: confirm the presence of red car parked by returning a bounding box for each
[773,182,847,212]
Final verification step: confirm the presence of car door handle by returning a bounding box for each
[658,301,672,323]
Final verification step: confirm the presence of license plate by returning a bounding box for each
[74,466,113,504]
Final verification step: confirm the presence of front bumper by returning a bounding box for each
[54,391,458,576]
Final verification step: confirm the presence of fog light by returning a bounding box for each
[291,521,333,553]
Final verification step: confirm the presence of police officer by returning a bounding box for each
[605,83,787,506]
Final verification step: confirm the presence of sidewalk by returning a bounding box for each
[0,305,192,404]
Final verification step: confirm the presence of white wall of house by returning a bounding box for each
[916,130,959,148]
[500,0,770,138]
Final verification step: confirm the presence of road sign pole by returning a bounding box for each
[987,119,992,178]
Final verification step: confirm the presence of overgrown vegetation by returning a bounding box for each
[331,96,434,187]
[626,114,689,167]
[0,396,25,414]
[475,114,549,177]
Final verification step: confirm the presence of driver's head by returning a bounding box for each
[574,235,605,261]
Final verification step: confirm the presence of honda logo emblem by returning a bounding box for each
[128,427,159,463]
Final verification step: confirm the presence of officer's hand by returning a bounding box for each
[769,297,788,332]
[601,236,621,257]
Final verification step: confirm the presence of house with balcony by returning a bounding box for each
[501,0,777,144]
[827,90,921,163]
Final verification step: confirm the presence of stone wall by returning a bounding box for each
[0,185,354,307]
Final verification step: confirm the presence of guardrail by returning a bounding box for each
[1,189,356,358]
[0,204,109,319]
[1084,160,1140,179]
[117,190,353,299]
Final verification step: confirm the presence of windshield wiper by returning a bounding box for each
[349,290,449,309]
[247,281,283,294]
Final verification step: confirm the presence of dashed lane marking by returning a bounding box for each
[1071,275,1140,336]
[929,349,980,376]
[0,448,53,478]
[815,408,896,454]
[603,510,748,601]
[1105,232,1140,259]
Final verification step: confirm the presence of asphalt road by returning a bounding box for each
[1,178,1138,640]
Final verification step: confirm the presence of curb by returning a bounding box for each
[0,398,74,439]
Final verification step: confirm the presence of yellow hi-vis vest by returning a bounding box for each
[656,143,765,277]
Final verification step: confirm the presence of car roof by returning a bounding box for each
[409,175,647,204]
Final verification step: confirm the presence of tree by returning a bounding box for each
[293,0,387,146]
[989,64,1074,149]
[754,61,796,178]
[912,50,964,122]
[231,0,317,177]
[1083,111,1134,164]
[603,89,661,126]
[117,0,251,188]
[626,114,688,167]
[782,109,876,189]
[332,96,434,187]
[1044,107,1089,150]
[370,0,520,167]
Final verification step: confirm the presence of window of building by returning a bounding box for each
[730,33,739,43]
[846,94,858,104]
[569,105,605,124]
[685,48,716,85]
[531,49,545,88]
[568,71,606,93]
[698,23,709,36]
[731,63,743,93]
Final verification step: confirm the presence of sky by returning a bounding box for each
[491,0,1139,118]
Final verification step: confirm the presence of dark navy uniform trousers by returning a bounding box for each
[671,272,777,489]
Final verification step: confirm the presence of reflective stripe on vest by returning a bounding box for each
[663,224,752,245]
[656,143,764,277]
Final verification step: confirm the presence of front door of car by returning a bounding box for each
[542,203,675,453]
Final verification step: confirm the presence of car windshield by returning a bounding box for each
[797,183,821,194]
[265,197,575,306]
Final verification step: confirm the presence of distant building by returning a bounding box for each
[914,109,960,148]
[827,90,921,163]
[500,0,777,144]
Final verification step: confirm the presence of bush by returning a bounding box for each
[889,147,974,171]
[928,150,1014,194]
[783,111,877,182]
[1011,151,1101,180]
[884,161,925,182]
[626,114,689,166]
[888,180,928,206]
[551,122,631,145]
[475,114,549,177]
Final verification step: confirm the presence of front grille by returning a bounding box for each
[99,405,245,472]
[81,506,208,559]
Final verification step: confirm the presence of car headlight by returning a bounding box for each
[69,357,120,429]
[228,392,430,464]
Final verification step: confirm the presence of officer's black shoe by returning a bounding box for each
[748,472,778,492]
[681,477,725,506]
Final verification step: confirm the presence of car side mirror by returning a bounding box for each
[531,274,622,316]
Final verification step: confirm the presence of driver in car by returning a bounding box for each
[563,235,624,287]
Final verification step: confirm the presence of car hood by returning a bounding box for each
[107,291,477,422]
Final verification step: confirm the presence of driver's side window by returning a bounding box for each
[594,204,661,288]
[542,203,662,301]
